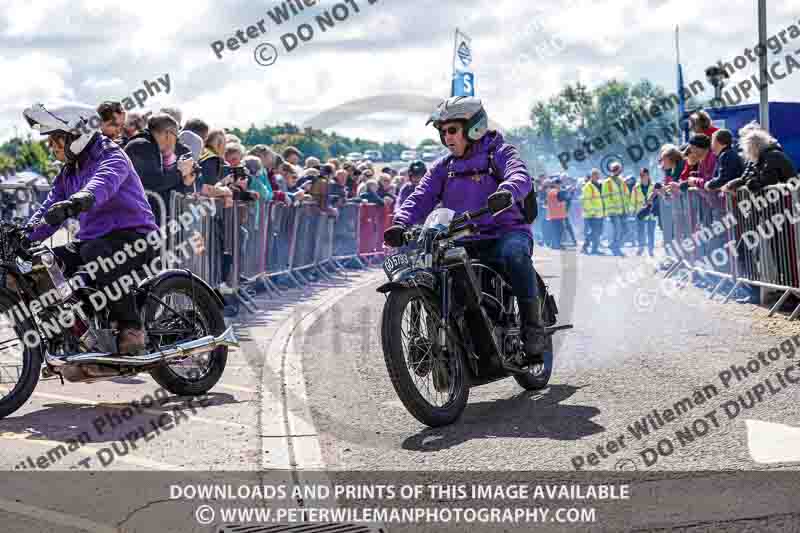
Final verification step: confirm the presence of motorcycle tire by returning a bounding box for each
[381,287,469,427]
[144,277,228,396]
[0,292,42,419]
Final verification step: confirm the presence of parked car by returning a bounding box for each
[400,150,417,161]
[346,152,363,162]
[363,149,383,161]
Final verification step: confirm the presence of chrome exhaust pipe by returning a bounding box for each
[63,326,239,367]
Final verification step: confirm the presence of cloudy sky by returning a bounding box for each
[1,0,799,147]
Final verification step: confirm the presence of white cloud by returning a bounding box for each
[0,0,798,148]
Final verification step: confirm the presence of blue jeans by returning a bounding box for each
[464,231,538,300]
[637,219,656,253]
[584,218,604,252]
[610,215,625,252]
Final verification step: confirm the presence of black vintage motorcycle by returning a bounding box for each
[0,222,238,419]
[378,202,571,427]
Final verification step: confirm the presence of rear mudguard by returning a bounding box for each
[136,269,225,311]
[376,268,437,294]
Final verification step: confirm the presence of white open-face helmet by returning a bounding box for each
[426,96,489,144]
[23,102,99,161]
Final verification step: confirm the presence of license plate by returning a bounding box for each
[383,253,411,278]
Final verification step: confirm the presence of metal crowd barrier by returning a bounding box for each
[6,180,380,318]
[332,203,364,268]
[358,203,390,265]
[662,184,800,319]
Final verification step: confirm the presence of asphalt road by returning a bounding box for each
[2,246,800,531]
[302,247,800,474]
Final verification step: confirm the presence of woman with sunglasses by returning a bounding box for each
[387,96,548,364]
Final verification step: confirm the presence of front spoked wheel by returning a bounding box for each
[381,288,469,427]
[0,295,41,419]
[144,277,227,396]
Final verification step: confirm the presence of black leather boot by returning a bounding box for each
[518,298,548,364]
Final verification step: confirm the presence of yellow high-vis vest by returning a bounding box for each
[602,176,632,216]
[630,182,656,221]
[581,181,604,219]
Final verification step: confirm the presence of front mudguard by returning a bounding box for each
[376,268,437,294]
[136,268,225,311]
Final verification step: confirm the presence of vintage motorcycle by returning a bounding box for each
[0,221,238,419]
[378,201,571,427]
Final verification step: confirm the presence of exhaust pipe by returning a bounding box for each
[62,326,239,367]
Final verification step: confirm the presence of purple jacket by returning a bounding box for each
[393,131,532,240]
[29,135,158,242]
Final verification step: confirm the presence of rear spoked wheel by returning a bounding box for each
[144,277,227,396]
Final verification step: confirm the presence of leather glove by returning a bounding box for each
[384,224,407,247]
[44,200,80,226]
[44,191,95,226]
[487,189,514,214]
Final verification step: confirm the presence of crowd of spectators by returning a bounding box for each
[88,100,430,226]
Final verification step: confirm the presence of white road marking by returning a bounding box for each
[745,419,800,464]
[214,383,258,394]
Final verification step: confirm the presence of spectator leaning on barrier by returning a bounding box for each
[359,179,384,205]
[630,168,656,257]
[182,118,209,144]
[304,156,321,170]
[97,101,126,144]
[243,155,271,204]
[602,162,632,257]
[197,129,235,200]
[248,145,283,203]
[283,146,303,174]
[124,113,196,226]
[690,110,719,138]
[581,168,605,255]
[660,144,686,186]
[681,134,717,190]
[329,169,348,207]
[705,129,744,192]
[160,107,182,128]
[722,122,797,193]
[245,144,278,202]
[122,112,146,148]
[281,163,306,205]
[377,173,396,205]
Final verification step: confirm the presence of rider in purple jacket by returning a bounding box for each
[23,103,159,355]
[386,96,547,363]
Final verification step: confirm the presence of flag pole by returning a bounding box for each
[675,25,682,142]
[451,28,459,96]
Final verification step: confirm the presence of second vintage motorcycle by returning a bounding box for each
[0,221,237,419]
[378,199,571,427]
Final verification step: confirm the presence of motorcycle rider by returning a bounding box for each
[22,103,159,355]
[385,96,548,363]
